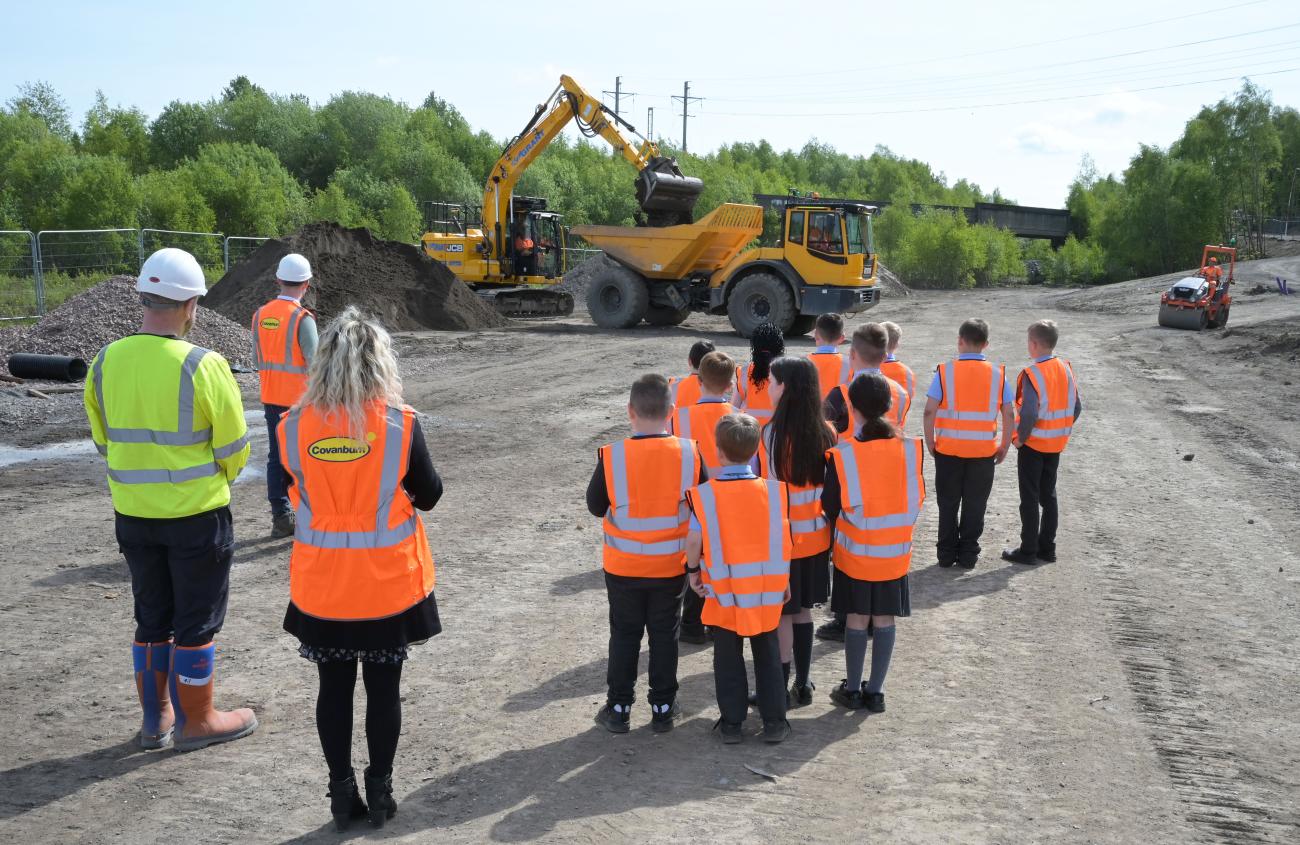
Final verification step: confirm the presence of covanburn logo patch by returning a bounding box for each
[261,317,282,330]
[308,437,371,462]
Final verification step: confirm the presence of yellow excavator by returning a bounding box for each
[420,74,702,317]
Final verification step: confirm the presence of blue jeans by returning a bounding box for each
[264,404,292,516]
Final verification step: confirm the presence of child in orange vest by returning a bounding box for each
[587,375,705,733]
[808,313,849,399]
[669,339,715,410]
[671,351,737,644]
[880,321,917,404]
[686,413,793,744]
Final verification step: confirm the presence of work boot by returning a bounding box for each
[650,700,680,733]
[169,642,258,752]
[594,703,630,734]
[815,617,845,642]
[762,719,792,744]
[364,766,398,828]
[132,640,175,749]
[327,771,368,832]
[271,511,296,539]
[1001,547,1039,565]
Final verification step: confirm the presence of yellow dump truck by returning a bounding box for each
[573,198,880,337]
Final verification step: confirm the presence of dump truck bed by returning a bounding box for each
[571,203,763,280]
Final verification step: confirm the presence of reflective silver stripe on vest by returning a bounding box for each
[933,428,997,441]
[788,487,821,506]
[93,346,215,446]
[1027,361,1076,422]
[836,437,921,530]
[712,591,788,608]
[284,406,420,550]
[696,479,789,585]
[256,304,309,375]
[604,535,687,556]
[834,534,914,558]
[108,463,220,484]
[791,516,827,534]
[841,357,851,384]
[675,406,691,439]
[604,440,693,533]
[1032,424,1073,439]
[934,360,1000,422]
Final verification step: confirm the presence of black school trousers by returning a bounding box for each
[934,452,996,565]
[605,572,685,707]
[711,627,785,725]
[1016,445,1061,557]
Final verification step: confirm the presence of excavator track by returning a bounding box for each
[479,287,575,319]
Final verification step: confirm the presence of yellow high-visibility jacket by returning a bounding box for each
[84,335,250,518]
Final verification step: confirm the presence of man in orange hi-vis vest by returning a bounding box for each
[1002,319,1082,566]
[253,253,318,538]
[686,413,793,745]
[587,375,706,735]
[922,318,1015,570]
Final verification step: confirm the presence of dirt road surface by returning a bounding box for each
[2,258,1298,844]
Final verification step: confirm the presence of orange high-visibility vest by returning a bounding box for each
[253,298,312,406]
[600,436,701,578]
[809,350,850,398]
[881,358,916,402]
[934,358,1006,459]
[836,372,910,442]
[759,422,834,557]
[1017,356,1078,454]
[829,436,925,582]
[670,400,735,474]
[279,401,435,621]
[669,373,703,410]
[689,477,792,637]
[733,364,775,425]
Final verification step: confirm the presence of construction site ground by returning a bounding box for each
[2,255,1298,844]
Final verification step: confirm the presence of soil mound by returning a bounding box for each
[1,275,254,374]
[876,263,912,297]
[204,223,507,331]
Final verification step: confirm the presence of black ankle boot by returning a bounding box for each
[327,771,368,831]
[364,766,397,828]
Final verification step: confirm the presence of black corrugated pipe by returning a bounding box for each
[7,354,89,382]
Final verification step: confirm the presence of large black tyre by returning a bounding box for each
[644,305,691,327]
[785,314,816,337]
[727,272,796,337]
[1209,305,1230,329]
[587,265,649,329]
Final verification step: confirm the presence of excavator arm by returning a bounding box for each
[481,75,702,259]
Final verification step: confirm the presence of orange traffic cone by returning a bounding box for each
[169,642,258,752]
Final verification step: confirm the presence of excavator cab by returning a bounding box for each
[505,196,567,281]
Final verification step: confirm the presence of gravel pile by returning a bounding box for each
[876,263,912,297]
[204,222,508,331]
[0,275,255,375]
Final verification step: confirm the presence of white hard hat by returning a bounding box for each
[137,248,207,300]
[276,253,312,284]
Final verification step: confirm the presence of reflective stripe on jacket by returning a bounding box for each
[669,401,735,476]
[84,335,249,518]
[253,298,312,406]
[688,477,792,637]
[808,351,850,398]
[1018,357,1078,453]
[600,437,700,578]
[836,375,910,442]
[829,436,925,582]
[759,423,834,557]
[279,402,435,621]
[934,358,1005,458]
[733,364,774,425]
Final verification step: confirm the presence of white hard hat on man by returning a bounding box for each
[137,247,208,302]
[276,253,312,284]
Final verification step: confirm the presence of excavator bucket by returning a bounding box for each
[635,156,704,226]
[1158,303,1207,330]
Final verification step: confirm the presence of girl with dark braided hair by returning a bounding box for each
[734,322,785,426]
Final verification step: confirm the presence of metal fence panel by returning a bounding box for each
[140,229,225,273]
[0,230,41,319]
[223,237,269,272]
[36,228,140,315]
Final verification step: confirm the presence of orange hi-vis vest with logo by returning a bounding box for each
[881,358,916,402]
[829,436,925,582]
[688,477,792,637]
[599,436,701,578]
[253,298,312,406]
[808,350,850,399]
[733,364,775,425]
[759,422,834,558]
[669,373,703,410]
[934,358,1006,459]
[670,400,735,475]
[1017,356,1078,453]
[836,373,910,442]
[278,401,435,621]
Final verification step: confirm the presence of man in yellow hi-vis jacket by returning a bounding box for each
[84,247,258,752]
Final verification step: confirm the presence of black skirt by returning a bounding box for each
[829,568,911,617]
[283,591,442,651]
[784,549,831,613]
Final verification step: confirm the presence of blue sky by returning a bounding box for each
[3,0,1297,207]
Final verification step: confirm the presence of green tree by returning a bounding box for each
[7,81,73,141]
[80,91,151,174]
[149,100,221,169]
[137,169,217,232]
[183,142,305,235]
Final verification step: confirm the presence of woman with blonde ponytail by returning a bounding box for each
[277,306,442,831]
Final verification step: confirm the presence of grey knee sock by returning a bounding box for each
[865,624,896,694]
[844,628,870,690]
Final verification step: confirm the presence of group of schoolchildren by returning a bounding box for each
[588,312,1081,743]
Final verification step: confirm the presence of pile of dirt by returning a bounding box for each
[0,275,255,375]
[204,222,508,331]
[876,263,912,297]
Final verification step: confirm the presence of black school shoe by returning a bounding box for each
[714,719,744,744]
[957,556,978,570]
[1037,550,1057,563]
[650,701,680,733]
[678,625,709,645]
[937,558,956,568]
[595,703,631,734]
[789,681,815,707]
[1001,547,1039,565]
[829,680,865,710]
[864,691,886,713]
[815,617,845,642]
[763,719,792,744]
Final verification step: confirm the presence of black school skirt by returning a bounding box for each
[284,592,442,662]
[829,568,911,617]
[784,549,831,613]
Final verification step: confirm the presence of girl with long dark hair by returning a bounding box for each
[734,322,785,426]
